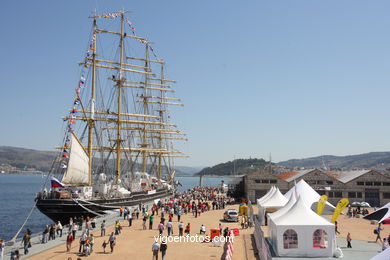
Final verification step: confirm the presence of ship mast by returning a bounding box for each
[157,62,164,179]
[116,11,125,182]
[59,11,188,186]
[142,43,150,172]
[87,18,97,186]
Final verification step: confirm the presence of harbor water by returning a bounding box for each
[0,174,234,241]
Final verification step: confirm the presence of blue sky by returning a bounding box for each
[1,1,390,167]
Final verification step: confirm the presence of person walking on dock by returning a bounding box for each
[72,223,77,239]
[0,239,4,260]
[160,241,167,260]
[21,232,30,255]
[56,221,63,237]
[66,232,74,252]
[128,210,133,227]
[185,223,191,236]
[149,215,154,230]
[375,223,384,243]
[42,225,49,243]
[49,224,56,241]
[109,232,116,253]
[346,232,352,248]
[101,220,106,237]
[152,241,160,260]
[158,222,164,236]
[143,214,147,230]
[166,220,173,236]
[178,222,184,237]
[89,234,94,253]
[79,232,87,253]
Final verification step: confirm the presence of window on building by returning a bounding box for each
[365,182,373,186]
[326,181,333,185]
[270,179,277,184]
[334,191,343,197]
[383,182,390,186]
[383,193,390,199]
[308,180,317,185]
[357,192,362,198]
[328,192,334,198]
[318,190,326,195]
[374,182,382,186]
[348,192,356,198]
[255,180,261,183]
[283,229,298,249]
[261,180,269,183]
[313,229,328,249]
[357,182,364,186]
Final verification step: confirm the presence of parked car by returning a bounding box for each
[223,209,239,222]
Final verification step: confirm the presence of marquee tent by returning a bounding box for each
[284,179,334,210]
[257,186,275,205]
[258,187,288,225]
[269,196,335,257]
[364,202,390,223]
[267,191,297,245]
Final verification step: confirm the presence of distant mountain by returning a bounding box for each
[278,152,390,169]
[0,146,55,172]
[175,166,204,176]
[0,146,201,175]
[195,158,270,176]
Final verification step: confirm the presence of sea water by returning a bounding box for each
[0,174,233,241]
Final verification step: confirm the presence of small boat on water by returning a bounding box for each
[36,10,187,224]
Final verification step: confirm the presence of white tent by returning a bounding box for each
[268,191,297,246]
[369,247,390,260]
[269,196,335,257]
[258,187,288,225]
[364,202,390,223]
[284,179,334,209]
[257,186,275,205]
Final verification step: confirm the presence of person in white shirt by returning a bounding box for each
[56,221,63,237]
[166,221,173,236]
[200,224,206,234]
[152,241,160,260]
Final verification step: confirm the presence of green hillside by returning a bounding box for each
[196,158,270,176]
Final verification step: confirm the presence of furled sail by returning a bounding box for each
[61,133,89,185]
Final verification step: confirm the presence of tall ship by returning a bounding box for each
[36,10,187,224]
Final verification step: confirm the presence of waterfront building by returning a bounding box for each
[245,168,390,207]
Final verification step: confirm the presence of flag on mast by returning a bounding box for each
[50,177,66,188]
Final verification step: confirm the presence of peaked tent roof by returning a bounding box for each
[268,189,297,220]
[259,187,288,208]
[284,179,334,208]
[273,196,334,226]
[369,247,390,260]
[364,202,390,223]
[257,186,275,204]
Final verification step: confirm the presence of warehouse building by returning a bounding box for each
[245,168,390,207]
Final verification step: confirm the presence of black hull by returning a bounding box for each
[36,188,173,224]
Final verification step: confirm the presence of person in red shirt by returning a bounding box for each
[66,232,74,252]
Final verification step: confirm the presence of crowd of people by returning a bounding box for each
[6,185,236,260]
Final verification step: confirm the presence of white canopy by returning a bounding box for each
[269,196,335,257]
[369,247,390,260]
[268,189,297,220]
[258,187,288,225]
[284,179,334,209]
[257,186,275,205]
[364,202,390,223]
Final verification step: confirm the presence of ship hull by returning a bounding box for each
[36,188,173,224]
